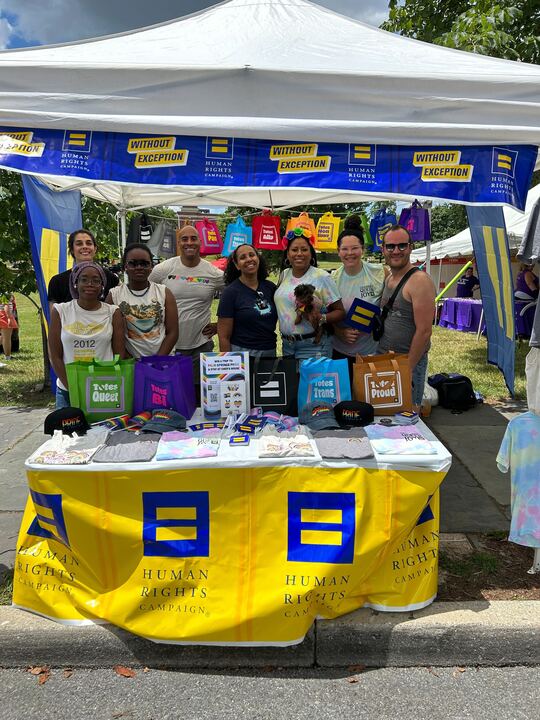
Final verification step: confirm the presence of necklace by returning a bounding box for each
[128,283,150,297]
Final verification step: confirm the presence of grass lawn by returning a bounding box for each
[0,292,527,407]
[0,294,54,408]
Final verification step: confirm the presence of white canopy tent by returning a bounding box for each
[0,0,539,211]
[411,184,540,262]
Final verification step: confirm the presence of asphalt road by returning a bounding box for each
[1,666,539,720]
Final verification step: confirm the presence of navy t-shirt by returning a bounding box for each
[218,279,277,350]
[456,274,479,298]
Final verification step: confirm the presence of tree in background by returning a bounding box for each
[382,0,539,64]
[430,204,468,243]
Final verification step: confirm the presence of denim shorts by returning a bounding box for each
[412,353,429,406]
[55,386,71,409]
[231,344,276,358]
[281,335,333,360]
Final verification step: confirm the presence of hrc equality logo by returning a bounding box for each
[143,491,210,558]
[62,130,92,153]
[27,489,70,548]
[287,492,355,564]
[348,144,376,166]
[206,137,234,160]
[492,147,518,178]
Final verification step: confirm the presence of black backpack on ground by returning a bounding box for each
[428,373,477,413]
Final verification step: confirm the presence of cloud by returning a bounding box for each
[0,0,390,48]
[0,15,12,49]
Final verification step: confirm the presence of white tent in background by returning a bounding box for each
[411,184,540,262]
[0,0,539,210]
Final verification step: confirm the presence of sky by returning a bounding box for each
[0,0,390,49]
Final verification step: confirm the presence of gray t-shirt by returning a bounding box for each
[314,429,373,459]
[149,257,224,350]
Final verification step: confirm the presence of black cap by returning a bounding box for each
[44,407,90,436]
[141,409,187,434]
[334,401,374,428]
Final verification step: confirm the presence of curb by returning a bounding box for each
[1,601,539,669]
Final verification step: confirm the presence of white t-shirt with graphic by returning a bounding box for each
[274,266,341,336]
[109,282,168,358]
[149,257,224,350]
[332,262,385,356]
[55,300,117,390]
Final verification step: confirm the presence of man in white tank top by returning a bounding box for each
[379,226,436,412]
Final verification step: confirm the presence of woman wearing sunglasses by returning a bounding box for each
[217,244,277,357]
[48,262,126,409]
[106,244,178,358]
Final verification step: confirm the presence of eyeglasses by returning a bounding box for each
[77,277,103,286]
[383,242,410,253]
[126,259,152,268]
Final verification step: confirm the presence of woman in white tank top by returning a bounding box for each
[106,244,178,358]
[48,262,126,409]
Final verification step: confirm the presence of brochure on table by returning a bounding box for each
[200,351,250,419]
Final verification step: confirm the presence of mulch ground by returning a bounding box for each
[437,534,540,601]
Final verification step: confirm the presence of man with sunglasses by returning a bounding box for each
[379,225,436,412]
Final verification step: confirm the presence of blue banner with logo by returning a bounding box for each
[2,129,536,209]
[22,175,82,323]
[466,206,515,395]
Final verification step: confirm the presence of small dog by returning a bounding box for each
[294,284,323,343]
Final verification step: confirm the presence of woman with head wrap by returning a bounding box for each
[48,261,126,409]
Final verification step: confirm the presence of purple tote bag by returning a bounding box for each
[398,200,431,242]
[133,355,196,419]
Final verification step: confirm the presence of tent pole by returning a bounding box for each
[476,308,484,342]
[119,209,127,250]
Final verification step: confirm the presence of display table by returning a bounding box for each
[13,422,451,646]
[439,297,485,334]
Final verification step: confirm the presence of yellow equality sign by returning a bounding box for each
[13,466,443,645]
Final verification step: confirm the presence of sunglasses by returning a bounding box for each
[126,259,152,268]
[383,242,410,252]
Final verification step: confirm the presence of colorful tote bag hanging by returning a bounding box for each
[398,200,431,242]
[66,356,135,423]
[194,218,223,256]
[133,354,196,419]
[298,357,352,408]
[285,212,317,240]
[252,210,282,250]
[222,216,253,257]
[353,352,412,415]
[315,212,341,251]
[369,208,397,252]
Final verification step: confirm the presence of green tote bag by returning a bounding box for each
[66,356,135,423]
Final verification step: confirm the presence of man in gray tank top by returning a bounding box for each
[379,226,436,412]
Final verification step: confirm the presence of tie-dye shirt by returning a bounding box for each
[497,411,540,548]
[274,266,341,336]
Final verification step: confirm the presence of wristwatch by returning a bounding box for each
[320,313,327,325]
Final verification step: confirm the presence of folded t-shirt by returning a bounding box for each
[156,432,220,460]
[313,429,373,459]
[258,432,314,458]
[365,424,436,455]
[92,430,161,463]
[31,428,109,465]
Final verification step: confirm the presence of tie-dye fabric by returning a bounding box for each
[497,411,540,548]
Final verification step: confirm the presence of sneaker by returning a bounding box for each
[3,356,11,360]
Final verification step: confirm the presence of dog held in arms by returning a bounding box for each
[294,284,323,343]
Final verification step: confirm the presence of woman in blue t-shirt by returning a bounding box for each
[217,244,277,357]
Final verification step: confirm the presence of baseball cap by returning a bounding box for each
[44,407,89,436]
[141,409,187,434]
[334,401,374,428]
[299,402,340,432]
